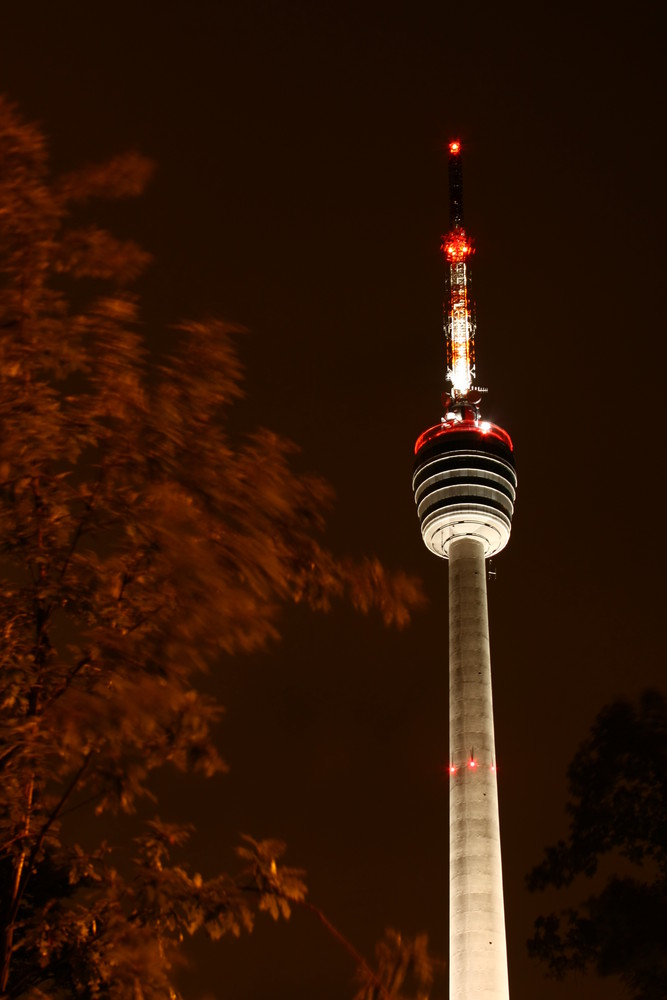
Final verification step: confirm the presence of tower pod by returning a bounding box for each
[413,416,516,558]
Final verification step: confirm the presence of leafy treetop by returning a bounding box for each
[527,689,667,1000]
[0,96,424,1000]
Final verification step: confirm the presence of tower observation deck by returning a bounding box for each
[413,141,516,1000]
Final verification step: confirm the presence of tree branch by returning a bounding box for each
[301,900,394,1000]
[0,752,92,994]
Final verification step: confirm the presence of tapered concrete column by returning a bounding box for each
[448,536,509,1000]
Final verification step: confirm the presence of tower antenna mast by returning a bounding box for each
[442,139,477,401]
[412,140,517,1000]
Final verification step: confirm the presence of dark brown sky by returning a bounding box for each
[2,2,665,998]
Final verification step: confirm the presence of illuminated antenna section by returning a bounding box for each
[442,139,476,398]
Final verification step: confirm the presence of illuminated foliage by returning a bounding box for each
[527,690,667,1000]
[0,97,424,998]
[352,929,435,1000]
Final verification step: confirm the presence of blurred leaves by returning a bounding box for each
[0,96,424,997]
[55,152,156,205]
[353,929,435,1000]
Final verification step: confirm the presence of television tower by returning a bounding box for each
[412,141,516,1000]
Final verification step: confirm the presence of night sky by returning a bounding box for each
[2,2,665,998]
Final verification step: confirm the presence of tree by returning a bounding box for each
[526,689,667,1000]
[0,97,425,999]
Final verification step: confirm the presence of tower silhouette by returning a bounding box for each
[413,141,516,1000]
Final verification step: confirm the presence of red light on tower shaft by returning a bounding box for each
[449,139,461,154]
[442,232,473,262]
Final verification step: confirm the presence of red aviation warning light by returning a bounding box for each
[442,233,472,262]
[449,139,461,155]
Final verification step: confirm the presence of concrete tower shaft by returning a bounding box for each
[412,424,514,998]
[449,537,509,1000]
